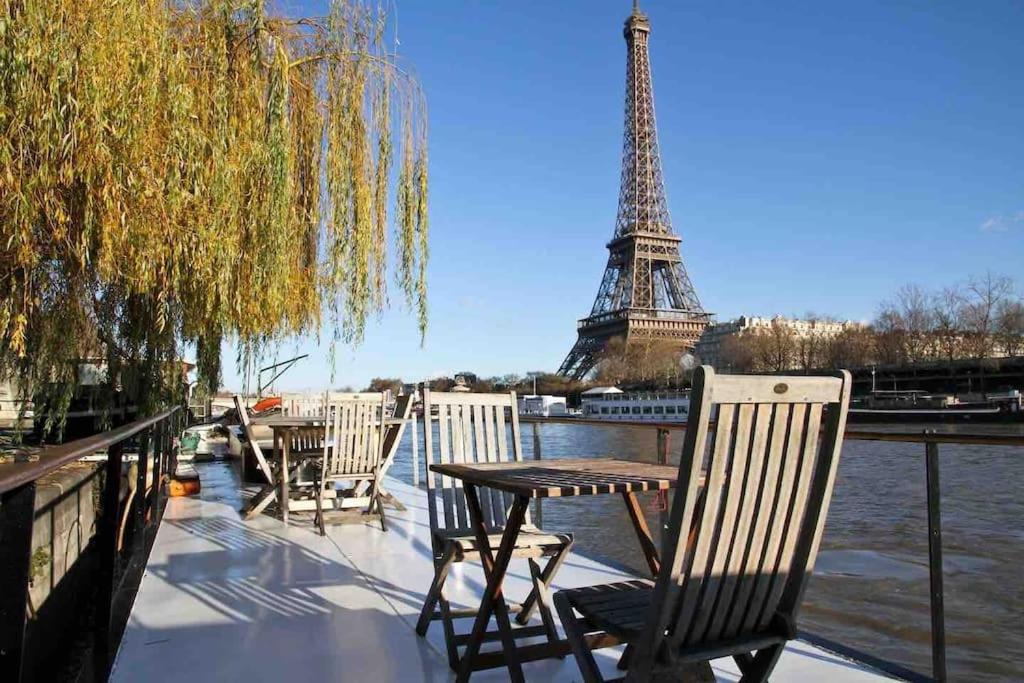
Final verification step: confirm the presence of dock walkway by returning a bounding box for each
[111,461,895,681]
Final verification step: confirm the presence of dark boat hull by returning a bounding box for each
[848,408,1024,424]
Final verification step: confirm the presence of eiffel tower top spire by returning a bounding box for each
[618,0,668,239]
[556,3,710,380]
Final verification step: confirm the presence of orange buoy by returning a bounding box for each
[169,476,201,497]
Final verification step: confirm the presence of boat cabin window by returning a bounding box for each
[631,406,641,415]
[643,407,652,415]
[600,407,609,414]
[611,407,620,414]
[654,406,664,414]
[665,405,676,414]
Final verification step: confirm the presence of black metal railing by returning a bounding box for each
[0,407,184,683]
[522,414,1024,683]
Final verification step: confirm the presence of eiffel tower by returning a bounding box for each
[558,1,710,381]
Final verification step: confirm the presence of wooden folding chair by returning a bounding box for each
[414,390,574,670]
[280,391,327,418]
[554,366,852,682]
[235,396,277,518]
[377,393,414,510]
[280,391,328,458]
[313,392,388,536]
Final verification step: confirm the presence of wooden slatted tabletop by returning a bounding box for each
[251,415,406,427]
[430,458,680,498]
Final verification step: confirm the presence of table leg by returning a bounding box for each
[243,485,278,519]
[270,430,280,483]
[622,491,661,577]
[458,485,528,683]
[280,437,290,525]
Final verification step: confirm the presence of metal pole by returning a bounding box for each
[133,428,151,552]
[411,412,420,488]
[925,439,947,682]
[532,421,543,528]
[656,428,669,551]
[0,482,36,683]
[149,419,164,519]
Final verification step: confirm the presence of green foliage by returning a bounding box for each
[0,0,428,432]
[365,377,403,394]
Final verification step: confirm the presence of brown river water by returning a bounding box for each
[389,420,1023,682]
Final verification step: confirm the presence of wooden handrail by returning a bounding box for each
[0,406,181,495]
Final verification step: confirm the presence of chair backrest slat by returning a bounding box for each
[494,399,516,514]
[450,402,470,530]
[281,392,327,418]
[321,393,385,478]
[422,390,525,536]
[756,403,822,631]
[686,402,757,644]
[669,402,735,642]
[435,402,456,530]
[480,405,503,525]
[741,403,807,635]
[710,403,774,642]
[631,366,851,674]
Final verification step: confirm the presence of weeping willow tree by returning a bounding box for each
[0,0,428,435]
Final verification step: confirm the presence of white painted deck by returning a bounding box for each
[112,461,894,681]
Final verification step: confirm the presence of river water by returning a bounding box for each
[387,420,1023,681]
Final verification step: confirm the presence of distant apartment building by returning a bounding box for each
[695,315,857,369]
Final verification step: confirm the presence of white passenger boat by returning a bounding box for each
[580,387,690,422]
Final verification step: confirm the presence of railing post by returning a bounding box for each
[149,420,164,520]
[532,421,543,528]
[656,428,670,551]
[925,438,947,682]
[93,441,124,682]
[411,413,420,488]
[0,482,36,683]
[133,427,151,550]
[167,412,179,489]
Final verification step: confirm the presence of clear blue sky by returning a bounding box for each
[223,0,1024,392]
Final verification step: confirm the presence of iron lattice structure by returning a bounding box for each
[558,2,710,380]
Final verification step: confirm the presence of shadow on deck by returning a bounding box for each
[110,460,895,682]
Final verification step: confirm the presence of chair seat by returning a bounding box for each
[435,525,572,554]
[285,448,323,458]
[324,471,376,481]
[561,579,655,638]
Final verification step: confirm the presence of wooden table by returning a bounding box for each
[247,416,407,524]
[429,458,681,682]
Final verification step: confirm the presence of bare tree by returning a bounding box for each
[960,272,1014,359]
[795,333,823,371]
[930,286,964,363]
[823,325,875,369]
[873,304,906,365]
[752,320,797,372]
[996,300,1024,356]
[595,337,685,387]
[719,334,756,372]
[895,285,933,360]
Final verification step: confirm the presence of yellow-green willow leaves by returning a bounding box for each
[0,0,429,434]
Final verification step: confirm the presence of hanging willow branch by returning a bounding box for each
[0,0,428,436]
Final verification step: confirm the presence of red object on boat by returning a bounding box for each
[252,397,281,413]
